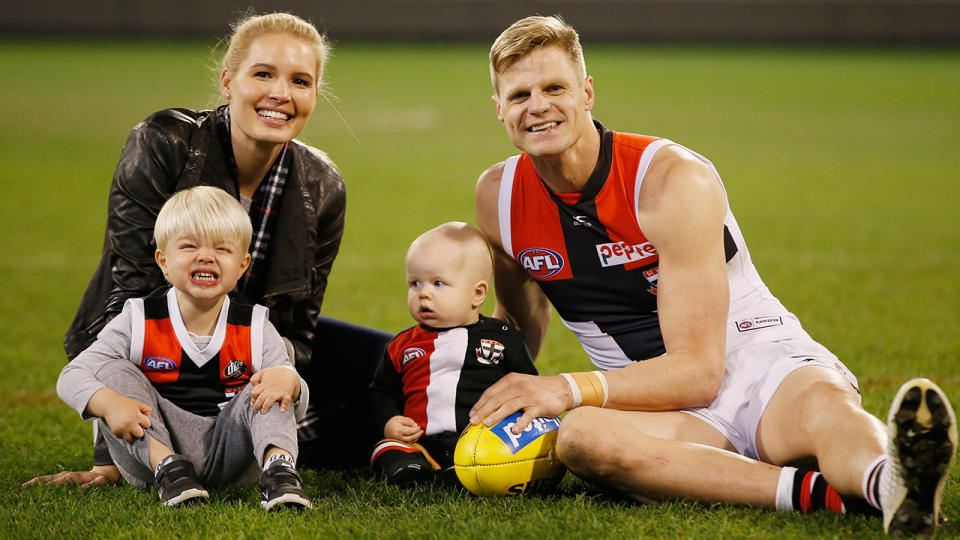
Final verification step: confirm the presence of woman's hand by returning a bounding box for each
[23,465,122,487]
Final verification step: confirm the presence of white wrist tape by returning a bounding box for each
[595,370,609,408]
[562,371,609,408]
[561,373,582,408]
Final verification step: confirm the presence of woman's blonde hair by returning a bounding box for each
[221,12,330,94]
[154,186,253,252]
[489,15,585,93]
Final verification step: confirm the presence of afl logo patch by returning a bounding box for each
[736,316,783,332]
[402,347,426,365]
[518,248,564,278]
[143,356,176,372]
[223,360,248,379]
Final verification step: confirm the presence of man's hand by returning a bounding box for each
[384,415,423,443]
[23,465,122,487]
[250,366,300,414]
[469,373,572,433]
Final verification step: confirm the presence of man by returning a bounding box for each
[470,15,956,536]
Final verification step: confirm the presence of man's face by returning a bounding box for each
[494,45,594,158]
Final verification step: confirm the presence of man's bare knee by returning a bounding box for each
[794,378,861,437]
[558,408,607,475]
[557,408,647,483]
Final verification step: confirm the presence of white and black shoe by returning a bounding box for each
[881,378,957,536]
[155,455,209,507]
[260,457,312,510]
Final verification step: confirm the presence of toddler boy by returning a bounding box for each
[57,186,311,509]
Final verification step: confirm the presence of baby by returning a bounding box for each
[368,222,537,485]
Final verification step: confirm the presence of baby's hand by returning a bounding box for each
[384,415,423,443]
[250,366,300,414]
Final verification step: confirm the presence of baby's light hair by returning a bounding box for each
[154,186,253,252]
[412,222,494,283]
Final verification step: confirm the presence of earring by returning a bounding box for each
[225,92,231,99]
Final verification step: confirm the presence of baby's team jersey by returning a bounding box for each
[128,287,266,416]
[369,315,537,436]
[497,122,801,370]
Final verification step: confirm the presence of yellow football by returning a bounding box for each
[454,412,566,496]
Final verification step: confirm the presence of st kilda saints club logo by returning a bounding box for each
[476,339,505,365]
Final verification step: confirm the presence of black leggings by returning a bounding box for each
[296,315,393,468]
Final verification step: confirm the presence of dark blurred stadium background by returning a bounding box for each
[3,0,959,44]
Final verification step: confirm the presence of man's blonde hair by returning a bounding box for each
[154,186,253,252]
[489,15,586,92]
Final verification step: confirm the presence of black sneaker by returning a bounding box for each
[370,440,435,486]
[260,458,311,510]
[881,378,957,537]
[154,455,209,507]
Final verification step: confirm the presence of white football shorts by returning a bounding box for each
[680,331,860,461]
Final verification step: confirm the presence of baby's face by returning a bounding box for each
[405,236,484,329]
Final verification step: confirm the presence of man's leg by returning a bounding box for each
[556,407,782,506]
[756,365,885,494]
[758,367,958,534]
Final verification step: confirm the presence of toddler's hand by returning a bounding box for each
[250,366,300,413]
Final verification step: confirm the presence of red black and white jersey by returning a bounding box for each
[127,287,266,416]
[369,315,537,436]
[497,122,800,370]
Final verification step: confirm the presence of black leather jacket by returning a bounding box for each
[64,108,345,371]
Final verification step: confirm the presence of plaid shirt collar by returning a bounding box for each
[216,105,291,298]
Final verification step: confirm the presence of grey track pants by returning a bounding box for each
[95,361,299,489]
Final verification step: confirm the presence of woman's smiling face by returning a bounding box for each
[220,32,319,150]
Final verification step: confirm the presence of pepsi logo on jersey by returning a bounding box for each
[143,356,176,371]
[596,241,657,268]
[518,248,564,278]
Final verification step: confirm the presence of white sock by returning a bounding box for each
[775,466,799,511]
[263,452,295,471]
[862,455,886,510]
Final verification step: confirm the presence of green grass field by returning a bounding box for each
[1,40,958,538]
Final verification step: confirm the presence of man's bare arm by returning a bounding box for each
[470,147,730,430]
[475,162,552,359]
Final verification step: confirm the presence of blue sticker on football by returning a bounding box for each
[491,412,561,454]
